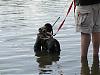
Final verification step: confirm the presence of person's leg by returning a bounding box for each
[91,54,99,75]
[81,32,91,58]
[92,32,100,56]
[81,57,90,75]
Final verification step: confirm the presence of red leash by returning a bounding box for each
[54,0,76,36]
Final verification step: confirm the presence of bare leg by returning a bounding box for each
[92,32,100,56]
[81,32,91,58]
[91,54,99,75]
[81,57,90,75]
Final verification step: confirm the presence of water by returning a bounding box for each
[0,0,99,75]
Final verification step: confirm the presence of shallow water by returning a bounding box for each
[0,0,100,75]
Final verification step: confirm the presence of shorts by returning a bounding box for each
[75,3,100,34]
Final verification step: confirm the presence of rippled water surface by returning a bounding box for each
[0,0,100,75]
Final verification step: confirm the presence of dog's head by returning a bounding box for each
[44,23,52,33]
[38,23,53,34]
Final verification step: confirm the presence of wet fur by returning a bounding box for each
[34,33,61,53]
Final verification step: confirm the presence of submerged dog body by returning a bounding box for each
[46,37,61,52]
[34,33,61,53]
[34,23,61,53]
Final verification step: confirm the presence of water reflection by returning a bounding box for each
[35,50,60,74]
[0,0,80,74]
[81,55,100,75]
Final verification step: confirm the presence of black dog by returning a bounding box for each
[34,23,61,53]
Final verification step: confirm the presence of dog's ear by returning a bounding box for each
[38,28,41,32]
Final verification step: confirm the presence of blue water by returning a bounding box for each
[0,0,99,75]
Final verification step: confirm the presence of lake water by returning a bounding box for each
[0,0,100,75]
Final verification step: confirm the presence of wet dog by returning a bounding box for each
[34,23,61,53]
